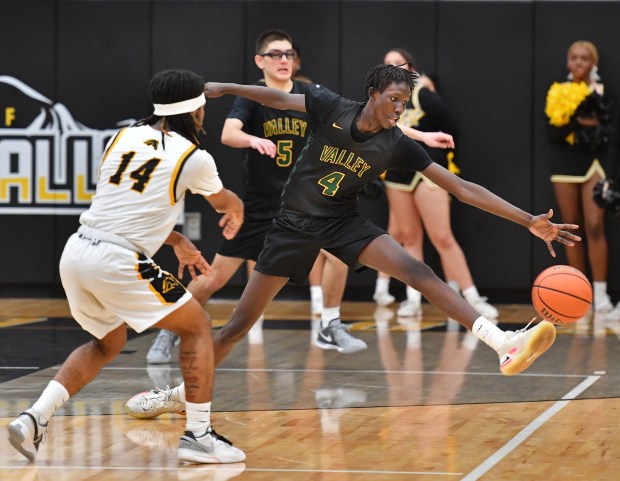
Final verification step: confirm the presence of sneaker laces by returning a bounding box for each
[209,428,233,446]
[331,323,357,342]
[152,331,175,354]
[147,385,176,404]
[505,318,536,339]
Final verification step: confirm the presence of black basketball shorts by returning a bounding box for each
[255,209,386,284]
[217,216,272,261]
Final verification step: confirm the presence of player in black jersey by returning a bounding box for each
[146,30,369,363]
[203,63,582,376]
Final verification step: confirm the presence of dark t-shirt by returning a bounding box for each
[227,80,321,218]
[280,88,433,217]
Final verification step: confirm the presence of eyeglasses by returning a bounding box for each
[258,50,296,60]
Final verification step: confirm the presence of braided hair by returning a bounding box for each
[135,69,205,147]
[363,64,418,100]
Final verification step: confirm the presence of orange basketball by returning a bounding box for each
[531,265,592,325]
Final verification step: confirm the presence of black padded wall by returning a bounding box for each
[1,0,619,299]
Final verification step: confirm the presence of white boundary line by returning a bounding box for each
[460,372,603,481]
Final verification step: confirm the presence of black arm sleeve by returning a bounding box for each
[390,136,433,172]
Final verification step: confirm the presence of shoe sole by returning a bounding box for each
[501,321,557,376]
[314,339,367,354]
[8,422,36,461]
[146,357,172,364]
[178,448,246,464]
[126,406,186,419]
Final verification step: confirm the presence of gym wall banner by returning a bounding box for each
[0,76,134,215]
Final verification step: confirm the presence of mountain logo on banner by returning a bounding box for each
[0,75,135,215]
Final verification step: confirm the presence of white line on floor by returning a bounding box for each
[460,373,602,481]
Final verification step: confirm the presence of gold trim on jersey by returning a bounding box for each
[100,129,127,166]
[384,171,440,192]
[550,159,606,183]
[169,145,198,205]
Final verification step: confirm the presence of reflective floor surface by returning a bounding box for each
[1,299,619,480]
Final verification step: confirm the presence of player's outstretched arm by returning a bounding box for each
[204,187,244,241]
[204,82,306,112]
[421,163,581,255]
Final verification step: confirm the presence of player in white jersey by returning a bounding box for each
[7,69,246,465]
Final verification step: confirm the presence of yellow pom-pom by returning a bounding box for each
[544,81,590,127]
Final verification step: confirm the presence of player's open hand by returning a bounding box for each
[528,209,581,257]
[172,235,211,281]
[422,131,455,149]
[219,210,244,240]
[204,82,227,98]
[249,136,277,157]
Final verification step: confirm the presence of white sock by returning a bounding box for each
[472,316,506,351]
[32,380,70,423]
[593,281,607,300]
[447,280,460,292]
[321,307,340,328]
[462,285,480,301]
[175,383,186,403]
[375,277,390,294]
[310,285,323,302]
[185,400,211,436]
[406,286,422,303]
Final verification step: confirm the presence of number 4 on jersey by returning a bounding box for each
[318,171,345,196]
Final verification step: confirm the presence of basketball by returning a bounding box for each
[531,265,592,325]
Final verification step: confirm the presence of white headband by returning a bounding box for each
[153,94,206,116]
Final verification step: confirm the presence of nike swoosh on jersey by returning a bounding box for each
[332,122,343,129]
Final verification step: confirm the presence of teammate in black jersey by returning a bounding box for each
[203,63,582,376]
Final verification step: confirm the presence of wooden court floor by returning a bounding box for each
[1,298,620,480]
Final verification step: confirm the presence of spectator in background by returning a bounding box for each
[544,40,619,320]
[374,48,498,320]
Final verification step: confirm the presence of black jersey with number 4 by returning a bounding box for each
[281,88,433,217]
[227,80,319,219]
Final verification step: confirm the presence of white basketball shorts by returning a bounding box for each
[59,232,191,339]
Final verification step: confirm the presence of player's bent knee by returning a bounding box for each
[401,259,436,286]
[217,316,254,343]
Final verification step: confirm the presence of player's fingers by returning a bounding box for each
[547,242,556,257]
[187,264,198,281]
[562,223,580,231]
[198,257,211,275]
[559,230,581,242]
[555,236,573,247]
[218,214,229,228]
